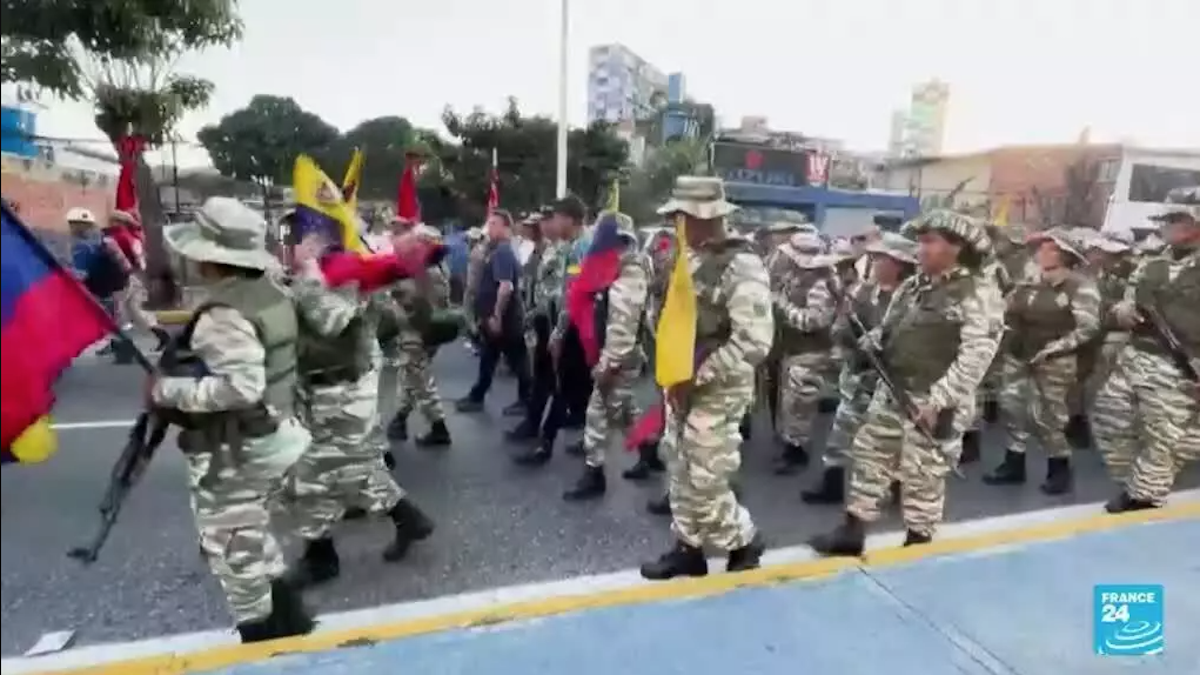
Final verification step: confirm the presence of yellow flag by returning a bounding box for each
[993,195,1011,228]
[655,215,697,387]
[293,154,365,253]
[606,178,620,212]
[11,415,57,464]
[341,148,365,212]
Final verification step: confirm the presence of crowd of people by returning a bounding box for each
[55,179,1198,647]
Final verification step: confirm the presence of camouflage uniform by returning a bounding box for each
[1094,205,1200,512]
[384,226,452,445]
[1076,236,1136,439]
[154,197,314,643]
[509,233,569,447]
[563,213,651,500]
[983,228,1102,494]
[641,177,771,581]
[759,222,811,435]
[278,249,436,588]
[811,210,1004,555]
[976,225,1034,431]
[802,232,918,504]
[769,231,838,475]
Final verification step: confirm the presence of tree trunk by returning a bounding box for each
[135,155,180,308]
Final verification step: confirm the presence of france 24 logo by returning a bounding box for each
[1093,584,1164,656]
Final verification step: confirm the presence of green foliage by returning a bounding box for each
[198,95,339,188]
[94,74,214,144]
[1,0,243,99]
[441,96,630,222]
[622,137,710,224]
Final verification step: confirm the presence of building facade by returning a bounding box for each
[887,79,951,159]
[586,43,670,125]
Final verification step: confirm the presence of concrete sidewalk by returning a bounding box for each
[12,499,1196,675]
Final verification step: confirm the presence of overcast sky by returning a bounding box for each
[18,0,1200,167]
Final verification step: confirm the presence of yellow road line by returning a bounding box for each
[28,501,1200,675]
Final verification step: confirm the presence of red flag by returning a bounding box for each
[396,154,422,223]
[623,349,710,451]
[114,135,145,223]
[566,213,626,367]
[486,148,499,214]
[2,204,114,458]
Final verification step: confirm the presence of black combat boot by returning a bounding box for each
[726,534,766,572]
[1040,457,1073,495]
[288,537,340,588]
[772,444,810,476]
[151,326,172,351]
[640,540,708,580]
[454,396,484,413]
[342,507,367,521]
[505,420,539,442]
[646,492,671,516]
[903,530,932,547]
[386,414,408,441]
[800,466,845,505]
[383,451,396,471]
[414,420,451,448]
[513,438,553,467]
[1065,415,1093,450]
[236,579,316,643]
[890,481,902,504]
[622,441,665,481]
[739,413,752,441]
[982,450,1026,485]
[960,431,982,464]
[1104,492,1157,514]
[564,439,586,457]
[808,513,867,557]
[563,465,606,501]
[382,498,435,562]
[982,400,1000,424]
[502,401,525,417]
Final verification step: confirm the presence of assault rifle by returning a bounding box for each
[68,412,171,563]
[829,279,962,476]
[1137,303,1199,392]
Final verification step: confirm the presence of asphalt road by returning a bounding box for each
[2,345,1196,656]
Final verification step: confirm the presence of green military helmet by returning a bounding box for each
[1026,226,1085,263]
[901,209,992,257]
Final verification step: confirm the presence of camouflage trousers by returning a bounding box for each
[999,354,1076,459]
[663,377,757,552]
[777,352,835,448]
[189,418,309,623]
[275,367,405,540]
[1080,337,1127,410]
[582,367,641,468]
[846,386,967,537]
[822,364,878,469]
[972,354,1004,428]
[392,337,445,424]
[1092,347,1199,504]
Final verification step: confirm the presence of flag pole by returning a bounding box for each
[555,0,570,198]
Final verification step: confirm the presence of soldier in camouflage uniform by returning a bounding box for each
[983,228,1102,494]
[275,222,437,588]
[977,224,1034,429]
[640,177,770,581]
[1095,204,1200,513]
[558,212,652,501]
[509,210,559,442]
[383,224,452,447]
[802,232,918,505]
[811,210,1004,555]
[461,227,489,351]
[769,230,838,475]
[1075,233,1136,446]
[154,198,314,643]
[759,221,811,438]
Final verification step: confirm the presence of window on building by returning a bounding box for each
[1096,158,1120,182]
[1127,164,1200,203]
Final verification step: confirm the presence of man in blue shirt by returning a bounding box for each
[457,210,531,411]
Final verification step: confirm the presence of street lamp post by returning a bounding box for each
[555,0,569,199]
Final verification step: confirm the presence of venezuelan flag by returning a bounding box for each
[1,203,112,463]
[566,212,628,366]
[292,154,366,254]
[341,148,365,212]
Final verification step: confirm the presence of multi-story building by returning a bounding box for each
[887,80,951,158]
[586,43,670,125]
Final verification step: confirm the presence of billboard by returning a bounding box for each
[712,142,830,188]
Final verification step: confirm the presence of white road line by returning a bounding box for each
[5,491,1195,674]
[50,421,137,431]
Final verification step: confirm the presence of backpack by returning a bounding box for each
[82,247,131,297]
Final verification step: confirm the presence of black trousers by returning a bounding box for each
[522,314,556,428]
[540,326,593,445]
[468,323,530,403]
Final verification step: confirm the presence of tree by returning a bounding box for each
[1029,156,1106,230]
[198,95,340,213]
[622,137,710,223]
[441,97,629,223]
[3,1,244,308]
